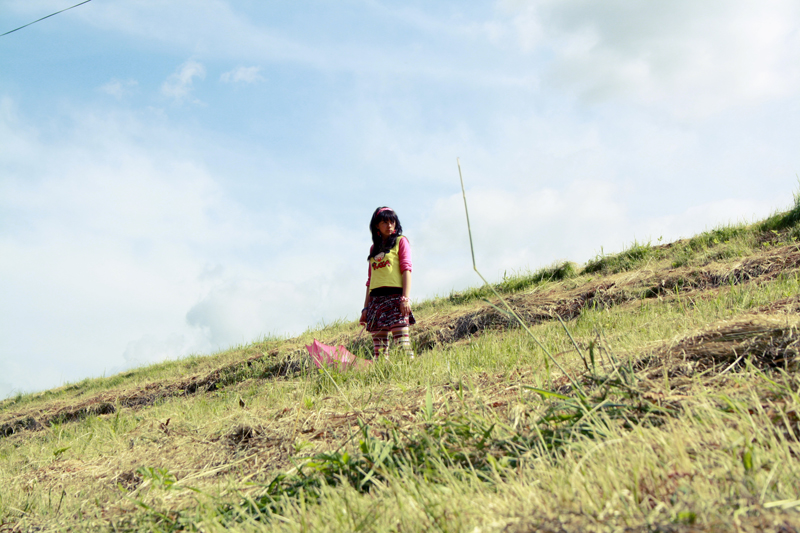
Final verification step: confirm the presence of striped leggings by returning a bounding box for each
[372,327,414,359]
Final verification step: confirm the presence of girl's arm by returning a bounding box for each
[361,251,372,325]
[360,287,370,324]
[400,270,412,316]
[398,237,413,316]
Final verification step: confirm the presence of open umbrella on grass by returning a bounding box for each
[305,339,372,371]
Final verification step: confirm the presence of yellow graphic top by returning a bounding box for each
[368,236,406,290]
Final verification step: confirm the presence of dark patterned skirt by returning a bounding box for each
[365,294,416,332]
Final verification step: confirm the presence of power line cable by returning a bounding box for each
[1,0,93,38]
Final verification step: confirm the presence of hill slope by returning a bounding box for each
[2,204,800,532]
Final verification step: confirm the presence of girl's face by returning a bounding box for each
[377,219,396,239]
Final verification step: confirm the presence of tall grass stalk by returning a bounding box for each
[457,158,583,395]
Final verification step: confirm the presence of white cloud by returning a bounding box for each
[642,198,781,244]
[13,1,530,89]
[505,0,800,117]
[0,100,373,394]
[52,1,322,68]
[413,180,628,291]
[161,59,206,102]
[99,78,138,99]
[0,104,254,390]
[220,66,264,84]
[0,359,14,399]
[186,279,330,346]
[122,330,211,368]
[326,87,797,293]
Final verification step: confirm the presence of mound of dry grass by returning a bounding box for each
[664,315,800,373]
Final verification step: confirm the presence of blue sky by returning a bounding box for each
[2,0,800,398]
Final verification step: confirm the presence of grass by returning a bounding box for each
[760,184,800,233]
[417,261,579,310]
[3,200,800,531]
[583,240,660,275]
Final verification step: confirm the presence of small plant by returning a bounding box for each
[583,241,655,275]
[688,225,747,251]
[293,439,314,453]
[135,467,177,490]
[444,262,578,306]
[53,447,70,458]
[760,180,800,232]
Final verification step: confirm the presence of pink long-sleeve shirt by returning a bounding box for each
[366,236,412,287]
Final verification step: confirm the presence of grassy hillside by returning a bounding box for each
[2,200,800,532]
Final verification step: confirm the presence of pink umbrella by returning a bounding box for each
[305,339,372,371]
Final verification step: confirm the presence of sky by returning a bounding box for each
[1,0,799,399]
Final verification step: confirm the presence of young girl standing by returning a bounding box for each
[360,207,415,359]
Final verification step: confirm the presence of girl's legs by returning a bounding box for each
[371,330,391,359]
[390,326,414,358]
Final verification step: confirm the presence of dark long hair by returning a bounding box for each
[368,206,404,259]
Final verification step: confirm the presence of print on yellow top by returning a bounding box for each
[368,236,405,290]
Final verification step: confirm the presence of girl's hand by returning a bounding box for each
[359,309,367,325]
[399,297,411,317]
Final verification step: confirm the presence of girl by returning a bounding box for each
[360,206,415,359]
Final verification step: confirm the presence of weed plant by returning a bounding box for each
[583,241,659,275]
[416,262,578,311]
[760,184,800,233]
